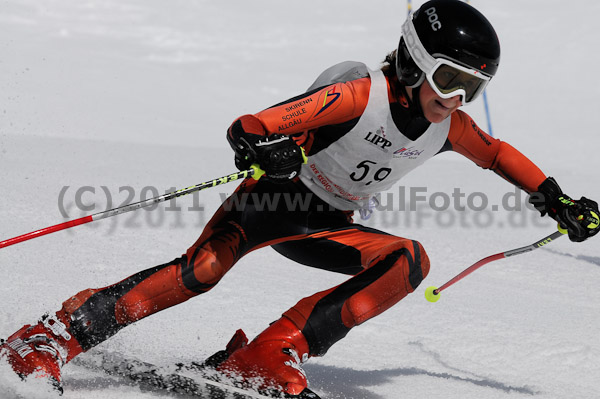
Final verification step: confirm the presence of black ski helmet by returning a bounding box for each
[396,0,501,89]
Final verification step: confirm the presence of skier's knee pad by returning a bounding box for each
[386,238,429,291]
[344,239,429,324]
[178,247,226,294]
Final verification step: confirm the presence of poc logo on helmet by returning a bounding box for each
[425,7,442,31]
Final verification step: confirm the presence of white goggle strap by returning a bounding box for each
[401,17,438,76]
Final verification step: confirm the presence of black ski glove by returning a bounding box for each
[234,134,305,183]
[529,177,600,242]
[232,135,258,171]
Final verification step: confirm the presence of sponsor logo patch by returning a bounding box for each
[364,127,392,151]
[470,119,492,146]
[393,146,425,159]
[307,85,343,122]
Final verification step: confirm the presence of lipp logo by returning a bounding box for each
[364,127,392,151]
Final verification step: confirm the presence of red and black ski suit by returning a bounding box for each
[60,62,547,360]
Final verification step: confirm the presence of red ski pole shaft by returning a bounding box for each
[0,167,260,250]
[424,227,567,302]
[0,216,94,249]
[434,229,566,295]
[434,253,504,295]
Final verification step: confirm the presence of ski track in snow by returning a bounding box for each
[2,1,600,398]
[545,249,600,268]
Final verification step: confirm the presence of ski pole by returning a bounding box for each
[424,226,567,302]
[0,166,265,250]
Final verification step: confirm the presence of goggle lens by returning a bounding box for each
[431,64,487,103]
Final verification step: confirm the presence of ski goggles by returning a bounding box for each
[428,59,490,104]
[401,17,490,105]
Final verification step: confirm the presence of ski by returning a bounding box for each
[73,350,321,399]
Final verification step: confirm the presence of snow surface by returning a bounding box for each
[1,1,600,398]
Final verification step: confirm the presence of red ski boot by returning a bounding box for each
[217,317,311,396]
[0,311,83,392]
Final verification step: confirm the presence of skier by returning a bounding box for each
[2,0,598,397]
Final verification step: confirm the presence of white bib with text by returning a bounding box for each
[300,68,450,210]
